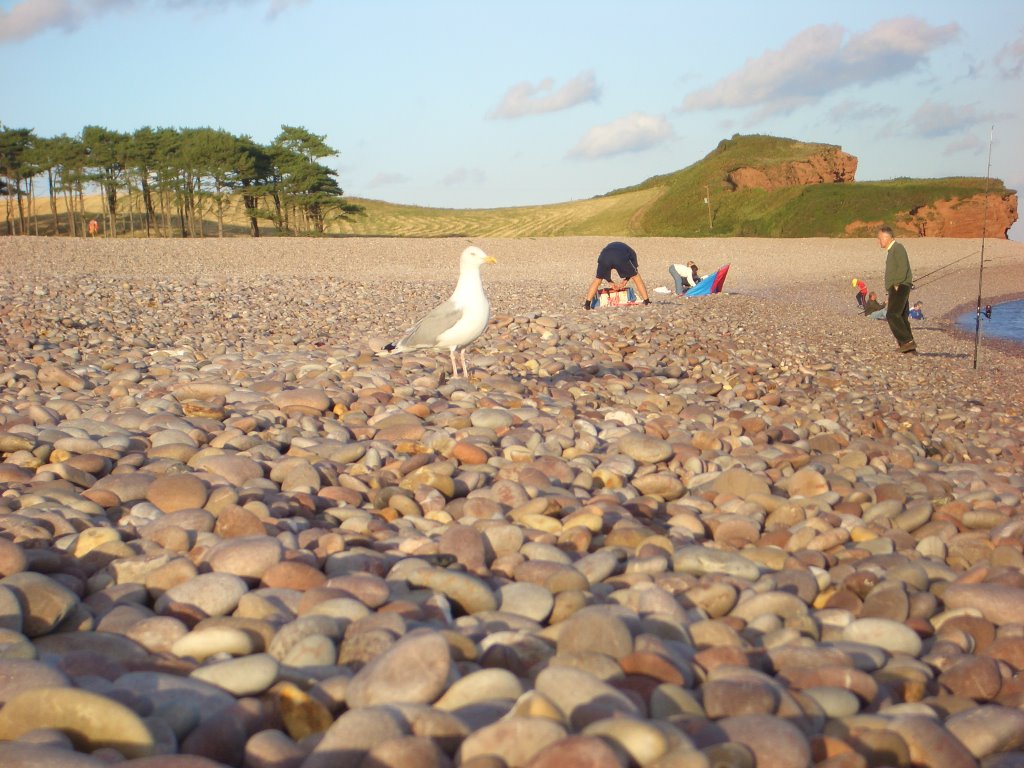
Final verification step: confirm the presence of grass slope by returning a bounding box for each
[27,135,1011,239]
[336,135,1011,238]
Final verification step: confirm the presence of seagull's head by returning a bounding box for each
[461,246,497,269]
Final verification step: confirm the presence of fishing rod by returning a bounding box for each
[911,249,981,290]
[972,125,994,370]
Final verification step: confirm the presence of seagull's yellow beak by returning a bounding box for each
[484,256,497,265]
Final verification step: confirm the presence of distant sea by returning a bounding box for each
[955,298,1024,346]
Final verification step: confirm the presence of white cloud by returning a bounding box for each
[0,0,302,42]
[569,113,673,159]
[366,172,410,188]
[909,100,990,138]
[489,70,599,119]
[167,0,309,20]
[443,167,486,186]
[1,0,97,42]
[943,134,985,156]
[995,31,1024,78]
[827,98,889,125]
[681,17,960,116]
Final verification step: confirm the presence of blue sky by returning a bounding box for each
[2,0,1022,238]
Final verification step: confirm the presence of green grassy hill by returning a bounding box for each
[335,134,1014,238]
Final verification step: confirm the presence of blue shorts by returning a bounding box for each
[596,241,638,281]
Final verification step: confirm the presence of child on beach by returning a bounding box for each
[852,278,867,308]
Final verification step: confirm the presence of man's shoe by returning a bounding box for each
[899,340,917,353]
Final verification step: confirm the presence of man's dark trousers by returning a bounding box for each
[886,284,914,347]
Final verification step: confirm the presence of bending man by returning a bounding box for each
[584,241,650,309]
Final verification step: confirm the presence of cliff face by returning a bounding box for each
[726,148,858,190]
[905,193,1019,238]
[845,192,1020,239]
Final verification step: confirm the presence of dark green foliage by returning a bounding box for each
[0,122,356,237]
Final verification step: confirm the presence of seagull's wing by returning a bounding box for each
[396,298,464,349]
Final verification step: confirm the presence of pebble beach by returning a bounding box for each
[1,234,1023,768]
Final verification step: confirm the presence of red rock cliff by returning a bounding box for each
[726,148,858,191]
[845,192,1020,239]
[903,193,1019,238]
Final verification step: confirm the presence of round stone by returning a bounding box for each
[0,659,70,706]
[841,618,922,656]
[556,606,633,660]
[498,582,554,623]
[534,666,640,728]
[0,539,28,577]
[190,653,280,696]
[434,668,524,711]
[457,716,567,766]
[404,567,497,615]
[0,572,79,638]
[155,573,249,619]
[470,408,516,430]
[145,473,210,513]
[171,626,256,661]
[0,687,156,758]
[943,584,1024,626]
[716,714,812,768]
[303,706,407,768]
[205,536,284,581]
[674,546,760,581]
[272,388,331,413]
[617,432,673,464]
[345,631,452,708]
[711,468,771,500]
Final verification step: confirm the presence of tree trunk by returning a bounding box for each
[105,181,117,237]
[244,193,260,237]
[141,175,154,236]
[78,185,87,237]
[15,183,25,235]
[158,187,168,237]
[127,185,136,237]
[28,177,38,235]
[48,170,59,235]
[63,186,74,237]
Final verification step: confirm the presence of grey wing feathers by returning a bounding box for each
[396,300,464,349]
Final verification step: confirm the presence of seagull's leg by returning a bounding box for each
[460,349,469,379]
[450,348,459,377]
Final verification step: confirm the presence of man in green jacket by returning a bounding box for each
[878,225,916,353]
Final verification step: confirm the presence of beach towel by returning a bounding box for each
[591,285,638,308]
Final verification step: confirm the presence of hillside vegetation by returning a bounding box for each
[28,135,1014,239]
[334,135,1013,238]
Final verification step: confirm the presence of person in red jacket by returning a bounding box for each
[852,277,867,308]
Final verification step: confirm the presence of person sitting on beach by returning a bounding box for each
[909,301,925,320]
[864,291,887,320]
[852,278,867,308]
[584,241,651,308]
[669,260,701,295]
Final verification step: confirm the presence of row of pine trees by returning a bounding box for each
[0,124,358,238]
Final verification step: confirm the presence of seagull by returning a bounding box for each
[383,246,497,378]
